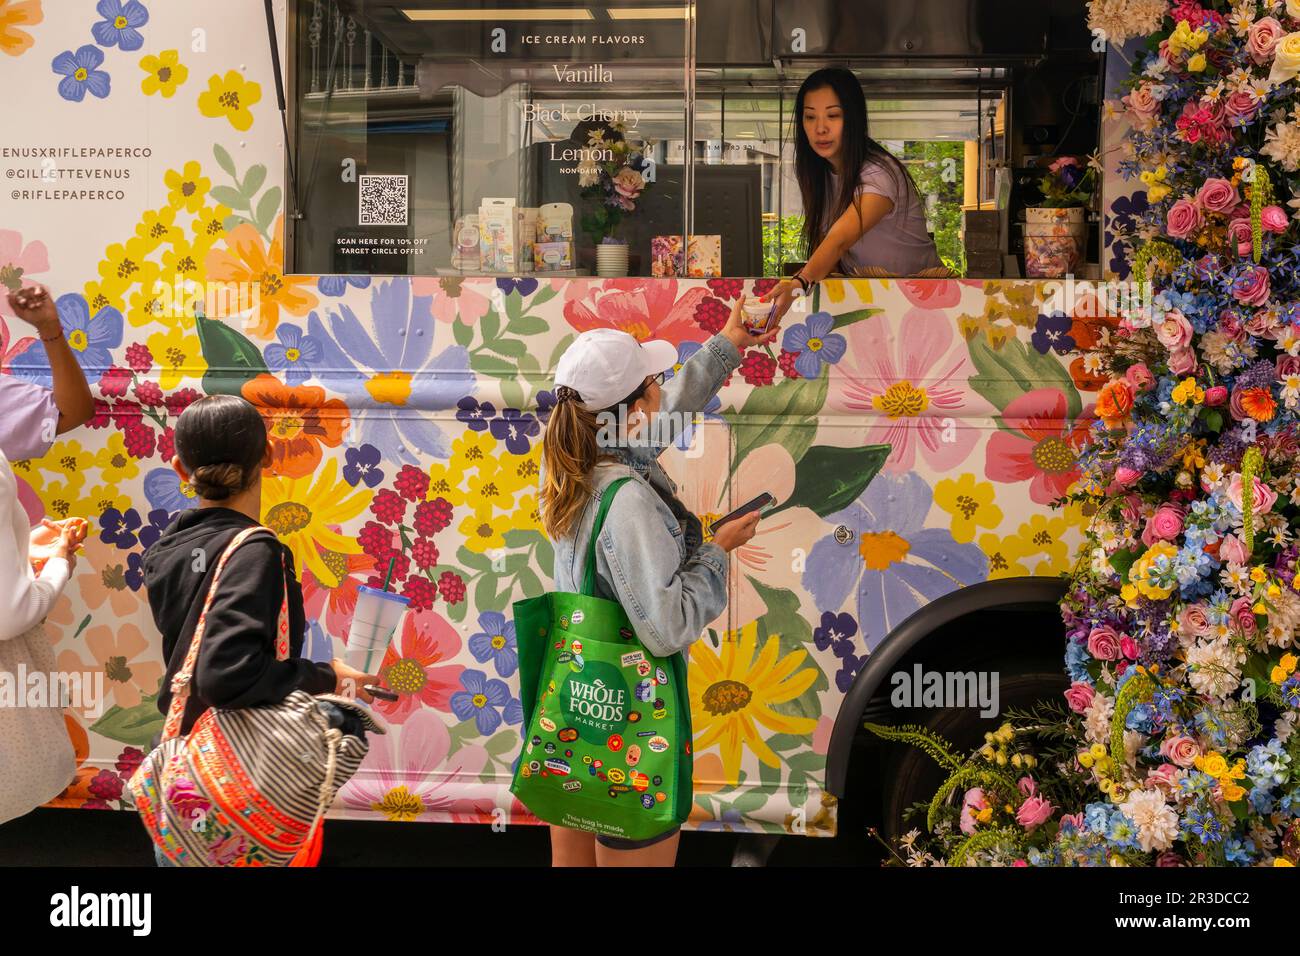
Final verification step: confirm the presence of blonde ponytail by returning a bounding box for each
[540,389,606,541]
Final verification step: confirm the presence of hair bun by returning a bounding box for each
[190,462,247,501]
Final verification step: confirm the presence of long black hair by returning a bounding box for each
[174,395,268,500]
[794,68,917,264]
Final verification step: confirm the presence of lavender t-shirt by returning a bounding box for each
[828,160,943,277]
[0,375,58,461]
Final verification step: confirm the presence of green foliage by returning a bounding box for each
[926,763,1020,832]
[770,443,891,518]
[903,141,965,274]
[213,144,280,239]
[195,315,269,396]
[949,827,1021,866]
[864,722,964,771]
[762,215,805,277]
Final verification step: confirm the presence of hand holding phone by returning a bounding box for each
[709,493,774,553]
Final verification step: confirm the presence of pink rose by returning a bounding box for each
[1065,681,1095,714]
[1124,85,1161,124]
[1087,625,1122,661]
[1178,604,1212,637]
[1061,812,1085,832]
[1245,309,1278,338]
[1120,494,1144,524]
[1155,850,1185,867]
[1125,362,1156,393]
[1142,503,1185,545]
[1217,533,1249,566]
[1159,735,1201,768]
[1219,309,1246,340]
[1168,347,1197,375]
[1113,466,1142,488]
[1012,859,1028,867]
[1248,16,1284,64]
[1166,197,1202,238]
[1224,90,1260,124]
[1229,595,1258,636]
[1017,776,1037,797]
[1226,472,1279,514]
[1261,205,1289,233]
[1145,763,1183,795]
[1233,265,1271,306]
[1120,636,1140,660]
[1016,795,1054,830]
[1154,308,1194,349]
[959,787,988,835]
[1204,385,1228,406]
[1227,217,1254,256]
[1279,354,1300,377]
[1196,178,1240,214]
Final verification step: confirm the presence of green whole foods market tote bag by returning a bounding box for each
[511,477,693,841]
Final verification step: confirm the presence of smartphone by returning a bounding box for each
[708,493,775,536]
[363,684,399,702]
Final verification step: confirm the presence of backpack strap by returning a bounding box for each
[161,526,291,742]
[581,477,633,598]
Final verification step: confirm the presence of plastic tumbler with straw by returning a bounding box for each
[345,557,409,674]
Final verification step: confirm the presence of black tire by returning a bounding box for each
[877,669,1068,843]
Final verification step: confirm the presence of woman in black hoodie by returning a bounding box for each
[143,395,376,863]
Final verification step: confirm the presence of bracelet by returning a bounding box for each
[39,328,63,343]
[792,274,810,294]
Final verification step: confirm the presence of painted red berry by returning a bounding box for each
[694,296,730,334]
[394,464,431,502]
[438,570,466,604]
[370,488,407,525]
[100,367,132,398]
[401,574,437,611]
[134,380,164,406]
[706,278,743,300]
[125,343,153,374]
[414,497,454,536]
[777,349,802,379]
[739,350,776,386]
[411,537,440,570]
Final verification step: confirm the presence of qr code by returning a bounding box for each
[358,174,408,226]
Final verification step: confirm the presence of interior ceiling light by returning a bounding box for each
[401,8,595,21]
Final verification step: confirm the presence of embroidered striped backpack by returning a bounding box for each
[127,526,385,867]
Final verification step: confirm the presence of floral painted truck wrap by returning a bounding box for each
[0,1,1100,835]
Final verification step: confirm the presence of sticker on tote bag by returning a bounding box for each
[620,651,645,668]
[647,736,669,753]
[571,610,585,625]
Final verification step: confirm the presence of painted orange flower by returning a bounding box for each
[241,373,350,478]
[0,0,42,57]
[205,216,315,337]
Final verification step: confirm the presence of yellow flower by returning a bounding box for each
[978,532,1033,579]
[1171,377,1205,406]
[139,49,187,98]
[426,462,467,508]
[1168,20,1208,56]
[512,492,543,534]
[1274,858,1295,866]
[1187,53,1207,72]
[1009,512,1071,568]
[93,432,141,484]
[197,70,262,131]
[450,429,499,476]
[1196,752,1229,778]
[36,477,85,521]
[135,206,184,250]
[458,505,513,554]
[1221,781,1246,802]
[73,484,132,520]
[146,321,208,390]
[1281,653,1298,672]
[1120,583,1139,606]
[164,160,211,214]
[1250,566,1268,583]
[1130,541,1179,600]
[161,238,206,287]
[688,620,819,783]
[37,440,95,481]
[261,458,370,585]
[128,280,173,328]
[466,463,515,512]
[97,237,157,301]
[190,204,231,257]
[934,474,1003,544]
[1273,664,1291,684]
[84,278,125,314]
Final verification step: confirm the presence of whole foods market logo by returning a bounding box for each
[561,660,628,742]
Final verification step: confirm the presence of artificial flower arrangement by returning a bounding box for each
[576,123,656,248]
[876,0,1300,866]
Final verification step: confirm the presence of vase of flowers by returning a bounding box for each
[577,123,654,276]
[1024,156,1097,277]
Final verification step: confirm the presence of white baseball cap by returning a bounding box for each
[554,328,678,411]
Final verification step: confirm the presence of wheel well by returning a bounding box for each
[824,576,1067,798]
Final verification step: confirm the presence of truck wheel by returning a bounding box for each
[876,668,1068,844]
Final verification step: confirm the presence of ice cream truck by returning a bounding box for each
[0,0,1124,857]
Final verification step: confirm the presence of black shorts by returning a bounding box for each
[595,827,680,850]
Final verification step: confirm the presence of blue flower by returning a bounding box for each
[496,277,538,297]
[137,508,172,550]
[1184,807,1224,845]
[802,472,987,650]
[264,322,323,386]
[52,46,111,101]
[309,279,474,465]
[812,611,858,658]
[450,669,522,735]
[143,468,198,514]
[535,389,557,425]
[100,507,142,550]
[342,443,384,488]
[316,275,372,297]
[91,0,149,51]
[456,396,497,432]
[303,622,335,664]
[1031,311,1075,355]
[697,808,747,832]
[781,312,846,378]
[490,408,540,455]
[11,294,122,386]
[835,653,864,694]
[468,611,518,678]
[124,552,145,591]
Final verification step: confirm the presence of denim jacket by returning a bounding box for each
[548,333,743,659]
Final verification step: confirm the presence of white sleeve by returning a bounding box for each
[0,540,69,643]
